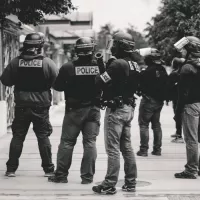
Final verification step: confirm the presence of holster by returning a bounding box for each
[65,98,92,111]
[102,96,135,111]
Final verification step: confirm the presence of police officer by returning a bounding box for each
[136,48,168,157]
[173,36,200,179]
[0,32,58,177]
[168,57,185,143]
[92,32,139,194]
[48,37,101,184]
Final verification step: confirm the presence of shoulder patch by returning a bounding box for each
[75,66,99,75]
[19,59,43,68]
[100,71,111,83]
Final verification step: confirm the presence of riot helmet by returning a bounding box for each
[174,36,200,58]
[37,32,45,44]
[171,57,185,70]
[106,31,135,58]
[75,37,95,57]
[21,32,45,53]
[139,48,163,65]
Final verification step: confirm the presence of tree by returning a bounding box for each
[97,23,148,51]
[126,24,148,49]
[97,23,114,50]
[145,0,200,65]
[0,0,75,25]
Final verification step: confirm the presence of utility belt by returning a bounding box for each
[65,97,101,111]
[185,98,200,105]
[142,93,164,103]
[101,96,136,111]
[15,86,50,93]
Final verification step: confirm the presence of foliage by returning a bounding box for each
[96,23,114,50]
[126,24,148,49]
[97,23,148,50]
[0,0,75,26]
[145,0,200,65]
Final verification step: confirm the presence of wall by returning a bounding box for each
[2,21,20,127]
[0,19,20,136]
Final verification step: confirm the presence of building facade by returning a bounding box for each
[0,15,35,135]
[0,12,95,133]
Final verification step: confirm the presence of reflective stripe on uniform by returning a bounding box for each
[128,61,140,72]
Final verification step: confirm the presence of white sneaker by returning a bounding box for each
[44,172,54,177]
[5,172,16,177]
[171,137,184,143]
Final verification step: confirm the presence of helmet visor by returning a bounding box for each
[75,43,94,56]
[139,48,161,57]
[174,37,189,52]
[139,48,152,57]
[106,38,135,54]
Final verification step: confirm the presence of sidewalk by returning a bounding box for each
[0,100,200,200]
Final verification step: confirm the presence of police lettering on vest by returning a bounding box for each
[19,59,43,68]
[75,66,100,75]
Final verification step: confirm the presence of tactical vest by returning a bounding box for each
[64,60,101,101]
[103,58,140,100]
[140,64,168,101]
[184,63,200,104]
[123,58,140,99]
[15,56,49,92]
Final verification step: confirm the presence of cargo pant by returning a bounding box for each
[138,97,164,153]
[55,105,100,182]
[7,106,54,173]
[182,103,200,176]
[101,104,137,187]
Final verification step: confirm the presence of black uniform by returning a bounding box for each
[137,62,168,156]
[0,53,58,175]
[139,64,168,101]
[168,67,183,139]
[173,35,200,179]
[52,57,101,183]
[175,60,200,178]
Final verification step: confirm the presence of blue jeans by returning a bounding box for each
[101,104,137,187]
[182,103,200,176]
[138,97,164,152]
[55,105,100,182]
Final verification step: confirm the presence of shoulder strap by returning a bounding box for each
[123,57,140,72]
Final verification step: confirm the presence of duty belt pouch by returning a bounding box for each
[65,99,92,111]
[126,98,136,108]
[107,97,124,111]
[93,97,101,108]
[114,96,124,108]
[107,100,117,111]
